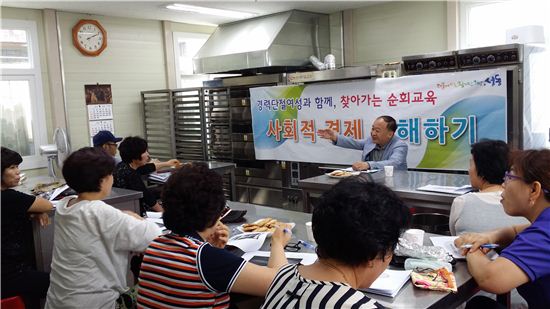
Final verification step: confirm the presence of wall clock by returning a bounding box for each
[72,19,107,56]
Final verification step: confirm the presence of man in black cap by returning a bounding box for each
[93,130,123,164]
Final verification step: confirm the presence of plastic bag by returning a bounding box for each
[410,267,458,293]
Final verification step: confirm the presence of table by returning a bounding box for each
[299,170,470,213]
[227,201,479,308]
[18,176,143,272]
[151,161,237,200]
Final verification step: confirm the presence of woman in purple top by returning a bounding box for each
[455,149,550,309]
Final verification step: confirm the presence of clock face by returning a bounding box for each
[72,20,107,56]
[77,23,104,53]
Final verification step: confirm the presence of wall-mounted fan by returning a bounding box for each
[39,128,71,178]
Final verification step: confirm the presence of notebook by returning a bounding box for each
[363,269,412,297]
[148,172,171,183]
[416,185,473,195]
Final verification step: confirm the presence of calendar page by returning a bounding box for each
[87,104,113,120]
[85,84,116,142]
[89,120,114,136]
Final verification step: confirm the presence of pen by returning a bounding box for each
[461,243,500,249]
[298,240,317,250]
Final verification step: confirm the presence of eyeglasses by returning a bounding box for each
[504,171,550,194]
[503,171,525,183]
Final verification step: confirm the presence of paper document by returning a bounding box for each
[431,236,499,261]
[430,236,464,259]
[343,167,379,174]
[145,217,164,226]
[417,185,473,195]
[242,251,317,266]
[146,211,163,219]
[148,172,171,183]
[49,184,69,201]
[227,232,268,253]
[363,269,412,297]
[145,217,169,233]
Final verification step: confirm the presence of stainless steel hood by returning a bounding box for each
[193,10,330,74]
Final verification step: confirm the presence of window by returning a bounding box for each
[459,0,550,148]
[459,1,548,49]
[173,32,237,88]
[1,19,48,169]
[173,32,211,88]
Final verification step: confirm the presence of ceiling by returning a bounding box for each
[2,1,383,26]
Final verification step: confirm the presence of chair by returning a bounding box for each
[1,296,25,309]
[411,213,451,235]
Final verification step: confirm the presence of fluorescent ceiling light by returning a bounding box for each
[166,4,256,19]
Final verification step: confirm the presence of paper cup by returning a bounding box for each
[384,165,394,177]
[305,221,315,242]
[403,228,425,246]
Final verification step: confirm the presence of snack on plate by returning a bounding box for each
[31,181,64,195]
[328,170,354,177]
[241,218,288,233]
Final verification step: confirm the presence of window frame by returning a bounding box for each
[172,31,211,88]
[458,1,487,49]
[1,19,48,170]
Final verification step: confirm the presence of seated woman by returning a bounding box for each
[1,147,53,307]
[262,178,410,308]
[45,147,162,309]
[449,140,527,235]
[137,163,291,308]
[114,136,179,214]
[455,149,550,309]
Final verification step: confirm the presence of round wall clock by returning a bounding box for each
[72,19,107,56]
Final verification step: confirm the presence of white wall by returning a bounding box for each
[1,7,217,176]
[56,12,167,150]
[348,1,448,65]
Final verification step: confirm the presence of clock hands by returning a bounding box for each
[86,33,100,40]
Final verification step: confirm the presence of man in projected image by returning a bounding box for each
[318,115,408,170]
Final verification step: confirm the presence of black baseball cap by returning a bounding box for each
[93,130,123,147]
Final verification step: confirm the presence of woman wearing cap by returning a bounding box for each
[1,147,53,307]
[455,149,550,309]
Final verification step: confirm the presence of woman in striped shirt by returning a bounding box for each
[262,178,411,309]
[137,162,291,308]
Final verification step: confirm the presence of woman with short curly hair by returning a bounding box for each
[45,147,161,309]
[137,162,291,308]
[262,177,411,308]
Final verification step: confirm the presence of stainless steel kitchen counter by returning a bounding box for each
[227,201,478,308]
[299,170,470,213]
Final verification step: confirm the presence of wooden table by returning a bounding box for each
[228,201,479,308]
[299,170,470,213]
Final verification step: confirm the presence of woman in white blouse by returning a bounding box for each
[449,140,527,236]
